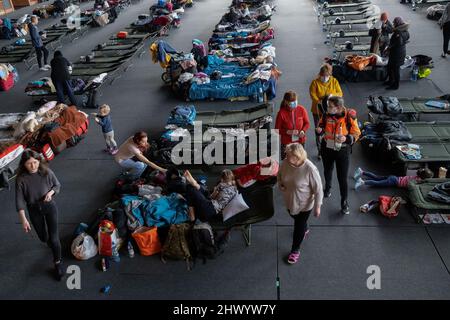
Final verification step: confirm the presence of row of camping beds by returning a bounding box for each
[409,0,450,11]
[362,93,450,174]
[150,103,274,166]
[70,30,154,83]
[0,24,89,69]
[407,178,450,224]
[365,120,450,175]
[170,2,277,102]
[323,15,378,31]
[368,96,450,122]
[315,0,373,16]
[327,30,371,45]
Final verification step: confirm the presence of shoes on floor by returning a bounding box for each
[341,201,350,215]
[354,178,364,190]
[353,167,363,180]
[287,251,300,264]
[54,261,64,282]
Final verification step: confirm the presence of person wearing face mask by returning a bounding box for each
[316,96,360,215]
[309,64,343,160]
[275,91,310,160]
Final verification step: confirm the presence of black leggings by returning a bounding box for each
[28,200,62,263]
[186,185,216,222]
[443,22,450,54]
[291,210,311,253]
[321,143,350,204]
[35,46,49,68]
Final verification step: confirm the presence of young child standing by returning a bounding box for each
[354,167,434,190]
[92,104,118,155]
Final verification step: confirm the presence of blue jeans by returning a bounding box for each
[363,171,398,187]
[119,159,147,179]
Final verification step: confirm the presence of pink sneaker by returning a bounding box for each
[110,148,118,155]
[287,252,300,264]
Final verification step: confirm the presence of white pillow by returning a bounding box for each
[222,193,249,222]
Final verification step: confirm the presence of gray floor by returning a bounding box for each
[1,0,450,300]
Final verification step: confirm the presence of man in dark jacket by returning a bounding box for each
[28,16,50,71]
[384,17,410,90]
[50,51,77,105]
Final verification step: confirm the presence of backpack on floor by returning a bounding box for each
[161,223,193,270]
[192,222,218,263]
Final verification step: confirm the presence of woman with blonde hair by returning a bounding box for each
[277,143,323,264]
[309,63,343,159]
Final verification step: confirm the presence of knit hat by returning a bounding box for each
[393,16,405,27]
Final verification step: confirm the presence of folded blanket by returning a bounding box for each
[47,106,87,147]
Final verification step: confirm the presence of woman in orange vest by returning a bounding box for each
[316,96,360,215]
[309,64,343,160]
[275,91,310,159]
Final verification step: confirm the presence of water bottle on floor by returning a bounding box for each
[127,241,135,258]
[411,65,419,82]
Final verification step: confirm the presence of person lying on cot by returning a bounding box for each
[183,169,238,222]
[354,167,434,190]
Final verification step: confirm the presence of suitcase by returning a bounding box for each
[117,31,128,39]
[0,72,14,92]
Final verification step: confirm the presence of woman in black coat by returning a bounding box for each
[50,50,77,106]
[384,17,410,90]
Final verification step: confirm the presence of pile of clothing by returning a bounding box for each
[0,63,18,92]
[395,144,421,160]
[25,78,56,96]
[367,96,403,116]
[428,182,450,204]
[361,119,413,157]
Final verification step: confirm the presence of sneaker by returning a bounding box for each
[324,189,331,198]
[39,67,49,71]
[353,167,363,180]
[341,201,350,215]
[287,251,300,264]
[442,53,447,58]
[354,178,364,190]
[103,148,111,153]
[54,261,64,281]
[44,64,51,69]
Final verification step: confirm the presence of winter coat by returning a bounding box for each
[388,23,410,65]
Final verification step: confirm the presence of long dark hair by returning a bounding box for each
[17,150,49,177]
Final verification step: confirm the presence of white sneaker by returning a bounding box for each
[44,64,51,69]
[39,67,49,71]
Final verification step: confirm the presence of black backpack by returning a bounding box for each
[192,222,219,263]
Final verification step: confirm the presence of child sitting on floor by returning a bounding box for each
[354,167,434,190]
[91,104,118,155]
